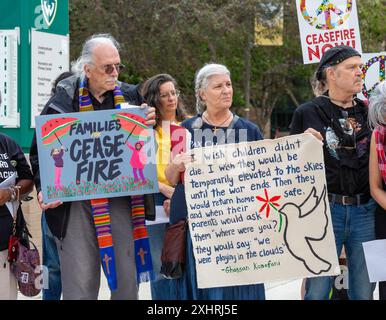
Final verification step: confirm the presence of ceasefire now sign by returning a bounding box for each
[296,0,362,64]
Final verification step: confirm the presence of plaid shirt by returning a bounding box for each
[375,126,386,184]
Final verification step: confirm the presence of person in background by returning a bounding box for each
[368,80,386,300]
[40,71,73,300]
[0,88,33,299]
[126,141,147,185]
[140,73,187,299]
[165,63,265,300]
[290,45,376,300]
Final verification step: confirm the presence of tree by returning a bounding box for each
[69,0,386,136]
[358,0,386,52]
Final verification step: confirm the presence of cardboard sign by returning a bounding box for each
[35,107,158,202]
[296,0,362,64]
[185,134,339,289]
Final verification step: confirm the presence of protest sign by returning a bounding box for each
[358,52,386,100]
[296,0,362,64]
[363,240,386,283]
[35,107,158,202]
[185,133,339,288]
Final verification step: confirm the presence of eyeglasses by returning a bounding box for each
[159,90,180,99]
[94,63,125,75]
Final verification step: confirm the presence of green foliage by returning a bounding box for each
[69,0,386,132]
[358,0,386,52]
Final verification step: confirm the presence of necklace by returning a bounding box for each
[202,112,233,133]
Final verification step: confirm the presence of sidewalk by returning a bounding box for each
[101,277,305,300]
[18,194,308,301]
[18,278,303,300]
[18,273,379,300]
[17,163,379,301]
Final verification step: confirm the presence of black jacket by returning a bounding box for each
[0,133,33,250]
[29,76,154,240]
[290,95,371,196]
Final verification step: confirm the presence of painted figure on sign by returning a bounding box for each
[50,145,65,191]
[279,185,332,275]
[126,141,147,184]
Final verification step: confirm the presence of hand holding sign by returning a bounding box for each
[305,128,324,141]
[38,191,62,210]
[141,104,156,126]
[172,152,195,172]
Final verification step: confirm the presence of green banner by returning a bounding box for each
[0,0,69,152]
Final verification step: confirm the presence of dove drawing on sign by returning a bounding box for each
[278,185,332,275]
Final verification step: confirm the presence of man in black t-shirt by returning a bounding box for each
[290,45,376,300]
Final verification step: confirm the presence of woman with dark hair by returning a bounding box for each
[141,73,187,299]
[42,71,73,300]
[51,71,73,96]
[141,73,187,126]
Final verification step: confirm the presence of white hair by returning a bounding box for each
[71,33,120,79]
[194,63,231,113]
[368,80,386,129]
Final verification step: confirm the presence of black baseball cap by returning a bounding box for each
[316,45,361,80]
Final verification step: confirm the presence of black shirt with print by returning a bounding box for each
[290,95,371,196]
[0,133,33,250]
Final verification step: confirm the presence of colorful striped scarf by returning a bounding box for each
[374,126,386,184]
[79,79,153,290]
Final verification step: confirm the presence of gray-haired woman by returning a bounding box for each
[368,80,386,300]
[165,63,265,300]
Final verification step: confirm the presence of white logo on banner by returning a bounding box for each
[41,0,58,27]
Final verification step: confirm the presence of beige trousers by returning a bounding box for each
[56,198,138,300]
[0,250,17,300]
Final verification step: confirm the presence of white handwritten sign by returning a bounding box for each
[185,133,339,289]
